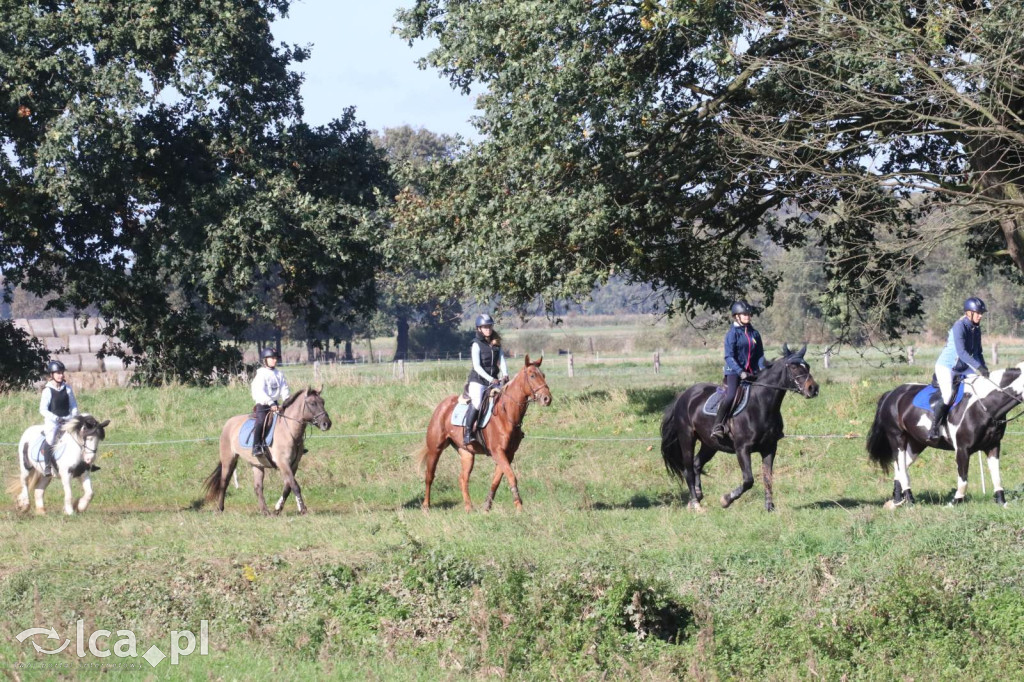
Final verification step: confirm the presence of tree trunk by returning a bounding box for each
[394,315,409,361]
[344,339,354,362]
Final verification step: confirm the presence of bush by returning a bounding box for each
[0,319,49,392]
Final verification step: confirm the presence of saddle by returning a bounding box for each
[911,376,966,414]
[239,413,279,449]
[452,383,502,447]
[702,384,751,417]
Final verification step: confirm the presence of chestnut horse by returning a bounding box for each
[418,355,553,512]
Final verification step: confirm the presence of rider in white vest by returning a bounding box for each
[251,348,290,457]
[464,313,508,446]
[39,359,79,476]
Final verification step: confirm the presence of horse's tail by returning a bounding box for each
[414,443,430,472]
[660,398,686,486]
[202,459,237,506]
[866,391,895,473]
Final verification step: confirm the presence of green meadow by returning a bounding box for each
[1,346,1023,680]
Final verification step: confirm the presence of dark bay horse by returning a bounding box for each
[418,355,553,512]
[866,365,1024,507]
[661,344,819,511]
[203,388,332,515]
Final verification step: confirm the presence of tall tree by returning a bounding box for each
[394,0,1023,340]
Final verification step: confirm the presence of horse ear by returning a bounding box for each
[797,344,807,358]
[99,420,110,428]
[782,343,791,356]
[524,353,531,366]
[316,383,323,394]
[535,356,543,367]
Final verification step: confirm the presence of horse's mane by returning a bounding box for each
[280,388,308,411]
[63,414,105,439]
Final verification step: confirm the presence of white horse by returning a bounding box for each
[13,414,109,515]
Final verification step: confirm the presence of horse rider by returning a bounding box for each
[711,300,766,440]
[251,347,290,458]
[464,313,509,446]
[929,297,989,440]
[39,359,79,476]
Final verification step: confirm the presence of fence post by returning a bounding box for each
[313,360,321,384]
[397,359,405,380]
[992,343,999,365]
[568,351,575,378]
[654,350,661,374]
[907,345,915,365]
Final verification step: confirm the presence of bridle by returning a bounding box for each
[746,361,814,395]
[277,392,330,429]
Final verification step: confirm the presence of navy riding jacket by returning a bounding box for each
[723,323,766,376]
[936,316,986,375]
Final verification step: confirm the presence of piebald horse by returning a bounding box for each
[203,388,331,515]
[866,365,1024,507]
[418,355,553,512]
[13,415,109,515]
[661,344,820,511]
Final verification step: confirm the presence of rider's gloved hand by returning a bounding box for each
[739,371,750,381]
[979,366,990,379]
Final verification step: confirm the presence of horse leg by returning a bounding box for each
[76,471,94,512]
[491,449,522,510]
[274,486,291,515]
[693,442,716,506]
[34,474,52,514]
[986,445,1006,507]
[277,462,307,515]
[761,447,776,512]
[60,470,75,516]
[252,466,271,516]
[421,441,446,512]
[17,465,31,512]
[484,468,502,512]
[888,440,915,507]
[721,448,755,508]
[458,448,475,512]
[951,448,970,505]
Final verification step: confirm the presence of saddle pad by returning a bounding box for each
[28,432,66,463]
[451,401,494,429]
[912,382,966,413]
[702,384,751,417]
[239,413,279,449]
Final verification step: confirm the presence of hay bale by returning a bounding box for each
[78,354,103,372]
[75,316,106,335]
[28,318,55,337]
[67,336,91,353]
[14,319,30,333]
[102,356,125,372]
[51,318,75,338]
[89,335,110,352]
[55,354,81,372]
[43,337,67,352]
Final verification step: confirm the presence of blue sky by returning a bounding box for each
[273,1,479,139]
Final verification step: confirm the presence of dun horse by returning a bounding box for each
[866,365,1024,507]
[661,344,819,511]
[203,388,332,515]
[418,355,552,512]
[13,414,109,515]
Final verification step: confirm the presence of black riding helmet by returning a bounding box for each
[730,300,753,316]
[45,359,66,375]
[475,313,495,328]
[963,297,987,314]
[260,348,280,366]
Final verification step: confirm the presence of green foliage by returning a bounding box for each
[0,319,49,391]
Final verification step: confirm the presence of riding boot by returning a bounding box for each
[40,442,57,477]
[928,402,951,441]
[463,405,479,446]
[710,409,729,439]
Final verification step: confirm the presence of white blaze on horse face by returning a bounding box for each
[987,455,1004,492]
[83,435,99,464]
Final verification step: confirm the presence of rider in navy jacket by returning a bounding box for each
[929,297,989,440]
[712,301,767,439]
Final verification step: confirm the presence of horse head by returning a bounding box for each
[65,414,110,465]
[781,344,819,398]
[517,354,553,406]
[302,387,332,431]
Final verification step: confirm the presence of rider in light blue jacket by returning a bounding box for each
[929,297,989,440]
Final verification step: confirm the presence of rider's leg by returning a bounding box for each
[711,374,740,439]
[41,420,60,477]
[252,404,271,456]
[928,365,955,440]
[464,382,485,446]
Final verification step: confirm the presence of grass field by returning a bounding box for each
[1,346,1023,680]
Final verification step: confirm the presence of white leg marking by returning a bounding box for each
[895,446,912,491]
[955,476,968,499]
[987,456,1003,492]
[77,474,94,512]
[62,472,75,515]
[275,497,285,512]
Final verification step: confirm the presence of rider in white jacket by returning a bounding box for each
[39,360,78,476]
[251,348,290,457]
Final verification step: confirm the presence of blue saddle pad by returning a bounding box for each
[28,433,67,463]
[912,383,966,413]
[239,413,279,449]
[702,384,750,417]
[451,401,494,429]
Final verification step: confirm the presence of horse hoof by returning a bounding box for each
[688,501,705,513]
[720,495,732,509]
[883,499,897,510]
[464,506,474,513]
[299,508,309,516]
[994,491,1007,507]
[695,490,704,503]
[765,503,776,512]
[272,508,282,516]
[947,497,966,507]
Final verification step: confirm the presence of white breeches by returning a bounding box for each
[934,364,955,404]
[468,382,487,409]
[42,419,63,446]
